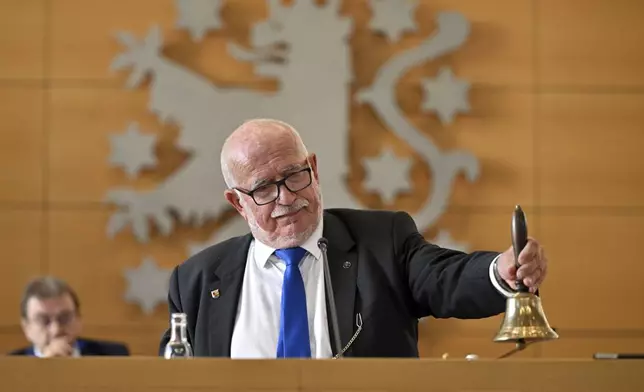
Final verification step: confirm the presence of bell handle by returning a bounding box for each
[511,205,529,293]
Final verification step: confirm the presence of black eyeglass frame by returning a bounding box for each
[233,167,313,206]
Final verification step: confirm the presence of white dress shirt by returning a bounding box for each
[230,220,333,358]
[230,220,511,359]
[489,254,514,297]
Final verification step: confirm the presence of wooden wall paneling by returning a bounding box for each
[46,209,218,327]
[0,88,44,203]
[50,0,174,82]
[0,210,44,326]
[0,0,45,79]
[352,0,534,88]
[51,0,534,87]
[399,89,535,209]
[0,326,29,354]
[426,209,530,258]
[48,88,183,204]
[538,214,644,331]
[538,0,644,87]
[50,0,271,86]
[415,0,534,87]
[537,93,644,207]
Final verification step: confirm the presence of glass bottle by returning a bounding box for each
[163,313,193,359]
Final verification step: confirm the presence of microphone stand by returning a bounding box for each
[318,238,344,358]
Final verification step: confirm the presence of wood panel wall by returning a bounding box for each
[1,0,643,359]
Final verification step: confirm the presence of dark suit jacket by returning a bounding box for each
[9,337,130,356]
[159,208,507,357]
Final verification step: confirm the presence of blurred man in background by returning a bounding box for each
[9,276,130,357]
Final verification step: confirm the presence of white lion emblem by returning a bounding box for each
[109,0,478,313]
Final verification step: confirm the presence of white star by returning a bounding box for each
[108,122,157,179]
[421,66,471,125]
[123,257,172,315]
[363,147,413,205]
[175,0,223,42]
[368,0,418,43]
[431,230,470,253]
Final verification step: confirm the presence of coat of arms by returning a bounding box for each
[109,0,479,313]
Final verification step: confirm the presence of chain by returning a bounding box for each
[333,313,363,359]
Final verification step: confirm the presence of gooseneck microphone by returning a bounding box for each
[317,237,344,358]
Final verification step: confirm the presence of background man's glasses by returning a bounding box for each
[29,311,75,328]
[234,167,313,206]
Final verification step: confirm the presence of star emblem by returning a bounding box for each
[368,0,418,43]
[175,0,223,41]
[123,257,172,314]
[108,122,157,179]
[421,66,471,125]
[363,147,413,205]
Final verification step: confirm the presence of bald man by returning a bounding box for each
[159,118,549,358]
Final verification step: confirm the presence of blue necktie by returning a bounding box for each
[275,247,311,358]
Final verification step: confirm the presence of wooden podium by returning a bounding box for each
[2,357,643,391]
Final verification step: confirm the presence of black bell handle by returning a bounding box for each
[511,205,529,293]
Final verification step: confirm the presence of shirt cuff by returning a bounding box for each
[488,254,514,298]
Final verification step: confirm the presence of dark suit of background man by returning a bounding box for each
[9,276,129,357]
[160,118,548,358]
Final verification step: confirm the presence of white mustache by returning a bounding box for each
[271,198,309,218]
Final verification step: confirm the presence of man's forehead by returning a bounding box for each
[246,161,306,187]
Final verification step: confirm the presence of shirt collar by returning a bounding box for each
[254,219,324,269]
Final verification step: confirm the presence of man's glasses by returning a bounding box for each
[234,167,313,206]
[29,310,76,328]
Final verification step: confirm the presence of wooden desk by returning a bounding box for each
[1,357,643,391]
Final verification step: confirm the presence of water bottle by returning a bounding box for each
[163,313,193,359]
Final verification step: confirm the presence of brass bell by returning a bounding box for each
[493,205,559,343]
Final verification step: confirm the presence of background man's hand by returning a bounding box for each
[41,337,74,357]
[497,237,547,293]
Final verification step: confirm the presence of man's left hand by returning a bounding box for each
[497,237,547,293]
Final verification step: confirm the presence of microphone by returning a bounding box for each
[317,237,344,358]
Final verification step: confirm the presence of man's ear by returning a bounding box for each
[224,189,246,218]
[308,153,319,182]
[20,318,33,343]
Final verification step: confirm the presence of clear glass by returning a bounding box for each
[163,313,193,359]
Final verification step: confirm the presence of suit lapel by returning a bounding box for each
[323,212,358,356]
[76,339,87,355]
[207,233,252,357]
[204,212,357,357]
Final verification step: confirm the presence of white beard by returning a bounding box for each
[241,185,323,248]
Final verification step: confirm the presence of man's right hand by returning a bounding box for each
[41,337,74,357]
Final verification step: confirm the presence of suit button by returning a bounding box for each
[343,261,351,269]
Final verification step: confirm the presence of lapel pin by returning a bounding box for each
[210,289,220,299]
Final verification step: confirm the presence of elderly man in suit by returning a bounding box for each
[159,118,548,358]
[10,276,129,357]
